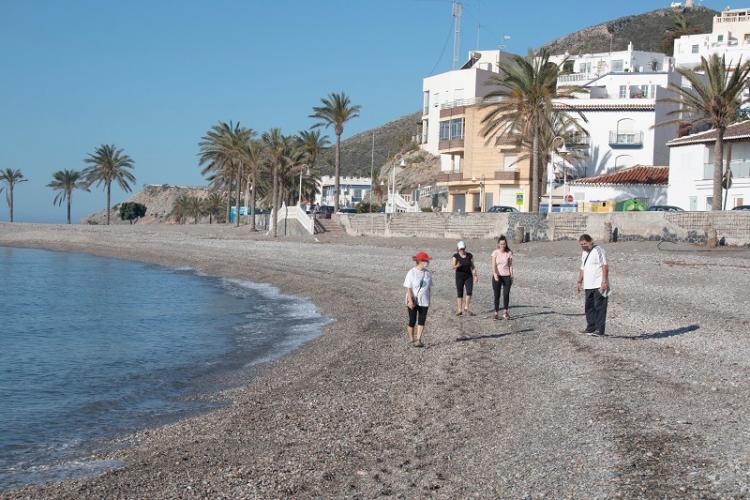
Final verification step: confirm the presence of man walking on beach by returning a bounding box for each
[576,234,609,337]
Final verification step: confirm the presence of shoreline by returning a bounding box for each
[2,224,750,498]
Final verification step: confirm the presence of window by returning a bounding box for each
[692,44,700,54]
[503,154,518,170]
[745,33,750,44]
[421,120,428,144]
[689,196,698,211]
[735,197,745,208]
[706,197,713,210]
[450,118,464,139]
[619,85,627,98]
[422,91,429,115]
[718,34,725,43]
[611,60,624,72]
[579,62,592,73]
[439,121,450,141]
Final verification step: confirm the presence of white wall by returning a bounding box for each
[668,142,750,210]
[568,184,667,206]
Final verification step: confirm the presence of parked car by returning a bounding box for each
[337,208,358,214]
[487,205,519,213]
[732,205,750,211]
[315,205,335,218]
[648,205,684,212]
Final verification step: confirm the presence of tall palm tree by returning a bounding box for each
[657,54,750,210]
[198,122,254,226]
[296,129,329,204]
[481,49,583,212]
[187,195,205,224]
[171,194,191,224]
[240,139,264,230]
[47,169,89,224]
[310,92,360,210]
[262,128,289,238]
[0,168,27,223]
[82,145,135,225]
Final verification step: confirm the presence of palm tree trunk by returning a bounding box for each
[243,175,251,225]
[531,133,540,212]
[250,169,257,231]
[713,128,724,211]
[9,186,14,223]
[67,192,72,224]
[106,182,111,225]
[334,133,341,210]
[235,164,242,227]
[272,165,279,238]
[225,178,232,224]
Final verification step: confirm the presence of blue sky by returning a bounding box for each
[0,0,724,222]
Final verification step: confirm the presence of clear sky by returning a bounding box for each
[0,0,724,223]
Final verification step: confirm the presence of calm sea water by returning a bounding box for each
[0,247,329,490]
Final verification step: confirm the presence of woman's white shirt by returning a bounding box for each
[403,267,432,307]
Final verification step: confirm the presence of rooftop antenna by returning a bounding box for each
[452,0,463,69]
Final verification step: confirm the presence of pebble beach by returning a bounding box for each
[1,223,750,498]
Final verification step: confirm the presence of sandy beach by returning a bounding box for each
[2,223,750,498]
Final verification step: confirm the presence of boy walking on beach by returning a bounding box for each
[576,234,609,337]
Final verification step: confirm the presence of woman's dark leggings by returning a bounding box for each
[407,306,429,327]
[492,276,512,311]
[455,272,473,298]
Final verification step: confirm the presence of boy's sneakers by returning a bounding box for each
[586,331,605,337]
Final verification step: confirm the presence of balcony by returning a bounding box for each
[440,106,465,118]
[436,173,464,182]
[557,72,599,85]
[494,171,520,181]
[609,131,643,147]
[438,138,464,151]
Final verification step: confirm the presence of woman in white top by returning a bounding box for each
[403,251,433,348]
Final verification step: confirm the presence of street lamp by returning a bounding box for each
[298,166,310,206]
[471,174,486,212]
[548,136,568,213]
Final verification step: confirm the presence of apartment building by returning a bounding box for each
[674,7,750,68]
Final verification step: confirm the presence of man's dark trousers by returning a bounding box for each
[585,288,608,335]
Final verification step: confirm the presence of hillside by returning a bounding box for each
[542,6,716,55]
[319,111,422,177]
[83,185,212,224]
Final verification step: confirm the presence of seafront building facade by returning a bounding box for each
[549,43,674,84]
[673,7,750,68]
[667,121,750,210]
[315,176,372,208]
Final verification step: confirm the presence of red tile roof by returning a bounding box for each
[667,120,750,147]
[571,165,669,185]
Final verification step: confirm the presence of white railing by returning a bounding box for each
[386,193,420,213]
[558,72,600,85]
[272,202,315,234]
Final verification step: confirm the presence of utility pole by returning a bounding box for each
[452,0,462,70]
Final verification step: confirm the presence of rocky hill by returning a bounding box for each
[83,185,212,224]
[542,6,716,56]
[319,111,422,178]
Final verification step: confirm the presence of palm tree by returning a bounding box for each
[171,194,191,224]
[47,169,89,224]
[310,92,360,210]
[262,128,288,238]
[82,145,135,225]
[0,168,28,223]
[198,122,254,226]
[187,196,205,224]
[657,54,750,210]
[481,49,583,212]
[239,139,264,230]
[296,129,329,204]
[203,192,224,224]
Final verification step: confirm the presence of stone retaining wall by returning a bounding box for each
[337,212,750,245]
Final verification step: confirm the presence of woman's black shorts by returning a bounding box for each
[407,305,429,327]
[455,272,473,298]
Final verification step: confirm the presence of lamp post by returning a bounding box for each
[470,174,486,212]
[548,136,568,213]
[298,166,309,206]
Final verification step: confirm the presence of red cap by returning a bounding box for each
[413,251,431,262]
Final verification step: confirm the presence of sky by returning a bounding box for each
[0,0,725,223]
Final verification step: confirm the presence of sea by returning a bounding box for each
[0,246,329,490]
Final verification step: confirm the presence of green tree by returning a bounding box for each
[82,144,136,225]
[0,168,28,223]
[657,54,750,210]
[47,169,89,224]
[171,194,191,224]
[203,192,225,224]
[310,92,361,210]
[481,50,583,212]
[239,139,264,230]
[119,202,147,224]
[296,129,329,205]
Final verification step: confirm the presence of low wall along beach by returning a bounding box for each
[338,211,750,246]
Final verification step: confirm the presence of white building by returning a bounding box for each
[555,71,682,178]
[674,7,750,69]
[420,50,516,162]
[667,121,750,210]
[315,176,372,208]
[551,43,674,87]
[566,165,669,207]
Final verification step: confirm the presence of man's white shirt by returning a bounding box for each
[581,246,607,290]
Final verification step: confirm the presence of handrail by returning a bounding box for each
[274,202,316,234]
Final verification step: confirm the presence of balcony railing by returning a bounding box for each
[436,173,464,182]
[439,96,502,111]
[494,171,519,181]
[557,72,599,85]
[438,138,464,150]
[703,161,750,180]
[609,131,644,147]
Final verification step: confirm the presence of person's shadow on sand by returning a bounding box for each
[456,328,534,342]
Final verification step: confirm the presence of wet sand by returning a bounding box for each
[2,223,750,498]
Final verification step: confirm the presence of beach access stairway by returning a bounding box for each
[386,193,420,213]
[315,216,346,237]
